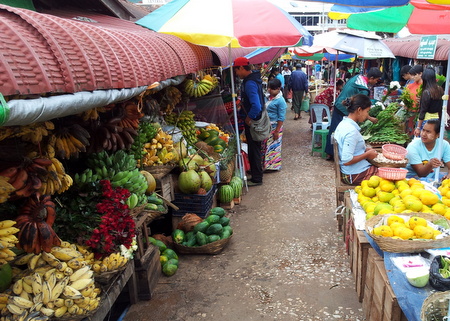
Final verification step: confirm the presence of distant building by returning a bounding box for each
[274,0,346,35]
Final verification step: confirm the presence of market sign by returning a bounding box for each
[417,35,437,59]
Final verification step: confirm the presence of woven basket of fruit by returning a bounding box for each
[365,213,450,253]
[421,291,450,321]
[144,164,176,179]
[173,235,232,255]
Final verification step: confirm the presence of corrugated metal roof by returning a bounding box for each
[209,47,258,67]
[0,5,213,96]
[383,35,450,61]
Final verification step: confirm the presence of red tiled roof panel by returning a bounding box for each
[0,5,214,96]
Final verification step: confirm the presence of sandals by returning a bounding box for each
[294,114,300,120]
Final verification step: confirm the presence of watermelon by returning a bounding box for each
[219,185,234,203]
[229,178,243,198]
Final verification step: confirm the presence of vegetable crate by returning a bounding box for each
[171,185,217,218]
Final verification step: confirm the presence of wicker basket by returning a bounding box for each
[382,144,408,161]
[368,156,408,168]
[129,204,146,217]
[365,213,450,253]
[173,235,232,255]
[378,167,408,180]
[94,265,127,285]
[420,291,450,321]
[143,164,176,180]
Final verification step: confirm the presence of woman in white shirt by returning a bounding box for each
[334,94,378,185]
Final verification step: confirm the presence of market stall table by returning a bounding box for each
[344,190,444,321]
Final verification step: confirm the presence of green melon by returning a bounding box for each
[219,185,234,203]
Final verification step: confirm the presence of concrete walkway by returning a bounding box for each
[124,108,364,321]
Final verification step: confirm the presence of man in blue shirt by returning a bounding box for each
[289,63,308,120]
[406,119,450,181]
[234,57,265,186]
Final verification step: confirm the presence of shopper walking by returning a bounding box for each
[234,57,265,186]
[289,63,308,120]
[262,78,287,171]
[324,67,382,160]
[281,64,292,102]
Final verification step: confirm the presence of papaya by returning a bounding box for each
[147,195,164,205]
[205,223,223,235]
[162,249,178,260]
[206,129,219,137]
[162,263,178,276]
[198,130,210,140]
[213,145,224,153]
[149,238,167,253]
[219,217,230,226]
[186,236,197,247]
[210,207,226,218]
[207,235,221,243]
[160,255,168,265]
[172,229,185,244]
[206,215,221,225]
[207,136,222,147]
[223,225,233,235]
[220,230,231,240]
[167,258,179,267]
[193,221,209,233]
[196,231,207,246]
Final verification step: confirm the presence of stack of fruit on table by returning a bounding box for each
[355,175,450,219]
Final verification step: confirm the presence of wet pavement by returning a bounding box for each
[124,107,364,321]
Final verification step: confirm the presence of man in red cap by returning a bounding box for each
[233,57,264,186]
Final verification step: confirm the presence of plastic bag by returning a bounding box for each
[429,255,450,291]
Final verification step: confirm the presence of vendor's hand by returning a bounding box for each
[366,149,378,160]
[245,116,252,126]
[429,157,443,169]
[368,116,378,124]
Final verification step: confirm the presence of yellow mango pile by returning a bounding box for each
[355,176,450,220]
[372,215,441,240]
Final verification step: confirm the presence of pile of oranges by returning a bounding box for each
[371,215,441,240]
[355,176,449,220]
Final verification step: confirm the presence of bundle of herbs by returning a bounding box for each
[360,102,410,145]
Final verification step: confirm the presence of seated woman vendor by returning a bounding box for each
[406,119,450,181]
[334,94,378,185]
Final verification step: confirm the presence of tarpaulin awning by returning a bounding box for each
[0,5,213,97]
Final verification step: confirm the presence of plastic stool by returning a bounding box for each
[311,129,329,158]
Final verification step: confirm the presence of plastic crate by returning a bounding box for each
[172,185,217,218]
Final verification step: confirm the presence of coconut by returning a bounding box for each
[406,269,429,288]
[178,169,201,194]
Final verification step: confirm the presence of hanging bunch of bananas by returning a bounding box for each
[202,74,219,90]
[159,86,182,114]
[183,77,215,98]
[0,122,54,145]
[165,110,198,146]
[130,122,158,164]
[79,106,107,121]
[51,123,91,159]
[5,242,102,319]
[0,220,19,265]
[0,176,15,203]
[38,157,73,195]
[141,128,176,166]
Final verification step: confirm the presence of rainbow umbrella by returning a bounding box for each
[136,0,313,182]
[136,0,313,48]
[333,0,450,34]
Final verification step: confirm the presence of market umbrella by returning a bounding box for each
[135,0,313,181]
[302,0,409,7]
[339,0,450,34]
[311,30,395,59]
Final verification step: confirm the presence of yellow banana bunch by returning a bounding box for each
[0,220,19,265]
[92,252,128,274]
[13,121,54,145]
[5,242,102,320]
[0,177,15,204]
[142,128,176,166]
[39,157,73,195]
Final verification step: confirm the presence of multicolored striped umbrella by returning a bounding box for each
[136,0,313,48]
